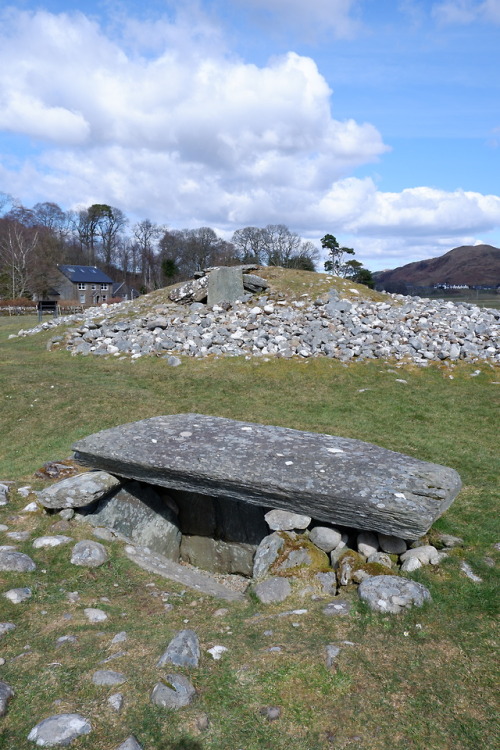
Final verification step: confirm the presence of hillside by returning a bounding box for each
[374,244,500,288]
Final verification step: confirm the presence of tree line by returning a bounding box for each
[0,192,373,300]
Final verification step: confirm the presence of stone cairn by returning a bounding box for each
[11,265,500,364]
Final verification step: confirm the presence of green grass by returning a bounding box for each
[0,303,499,750]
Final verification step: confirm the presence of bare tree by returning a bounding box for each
[0,219,39,298]
[132,219,163,291]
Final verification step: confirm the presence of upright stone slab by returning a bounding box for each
[207,267,245,307]
[72,414,462,540]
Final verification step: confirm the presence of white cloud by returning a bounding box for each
[432,0,500,24]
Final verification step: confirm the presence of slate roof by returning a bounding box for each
[58,265,114,283]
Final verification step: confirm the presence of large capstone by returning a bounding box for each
[72,414,462,540]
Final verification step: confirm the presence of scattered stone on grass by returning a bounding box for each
[434,533,464,549]
[253,577,292,604]
[3,587,32,604]
[108,693,124,713]
[27,713,91,746]
[460,561,483,583]
[92,670,127,686]
[157,629,200,668]
[6,530,31,542]
[111,631,127,645]
[358,575,432,614]
[115,737,142,750]
[38,471,121,509]
[325,644,341,668]
[0,484,9,506]
[70,540,109,567]
[322,600,351,616]
[207,645,228,660]
[151,674,197,709]
[196,713,210,731]
[0,623,16,638]
[0,681,14,717]
[56,635,77,648]
[84,608,108,623]
[33,536,73,549]
[0,549,36,572]
[260,706,281,721]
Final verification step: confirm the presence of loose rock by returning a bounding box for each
[253,577,292,604]
[27,713,91,746]
[264,510,311,531]
[156,629,200,668]
[115,737,142,750]
[0,681,14,717]
[358,575,432,614]
[3,587,32,604]
[70,540,109,567]
[38,471,121,509]
[151,674,196,709]
[0,549,36,572]
[92,670,127,686]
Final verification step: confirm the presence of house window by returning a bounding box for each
[79,294,86,304]
[91,284,97,290]
[101,294,107,302]
[101,283,108,290]
[78,282,86,290]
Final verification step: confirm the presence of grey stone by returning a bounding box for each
[4,587,32,604]
[38,471,121,509]
[111,631,127,645]
[275,547,314,572]
[86,481,181,561]
[252,577,292,604]
[6,530,30,542]
[242,273,269,292]
[0,549,36,572]
[73,414,462,539]
[325,644,341,668]
[435,533,464,549]
[56,636,78,647]
[180,536,255,576]
[322,599,351,616]
[33,536,73,549]
[124,545,245,602]
[253,533,285,579]
[358,575,432,614]
[315,571,337,596]
[309,526,342,553]
[84,608,108,623]
[27,713,91,746]
[357,531,379,557]
[156,629,200,668]
[367,552,393,568]
[265,509,311,531]
[92,670,127,686]
[0,623,16,638]
[166,356,182,367]
[377,533,407,555]
[399,545,440,565]
[151,674,196,709]
[0,484,9,506]
[260,706,281,721]
[460,561,483,583]
[207,266,245,307]
[108,693,124,713]
[0,681,14,717]
[115,737,142,750]
[71,540,109,567]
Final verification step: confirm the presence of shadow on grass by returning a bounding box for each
[158,740,204,750]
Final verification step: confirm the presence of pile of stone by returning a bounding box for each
[12,267,500,364]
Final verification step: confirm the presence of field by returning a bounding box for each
[0,291,499,750]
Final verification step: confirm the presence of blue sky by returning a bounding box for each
[0,0,499,270]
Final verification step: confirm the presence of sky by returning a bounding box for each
[0,0,499,271]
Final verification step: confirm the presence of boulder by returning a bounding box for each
[27,714,91,746]
[0,549,36,572]
[71,540,109,567]
[72,414,462,539]
[86,481,181,561]
[38,471,121,510]
[157,629,200,668]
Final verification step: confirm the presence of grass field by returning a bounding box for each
[0,300,499,750]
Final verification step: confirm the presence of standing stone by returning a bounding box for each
[72,414,462,539]
[358,575,432,614]
[71,540,109,567]
[0,549,36,572]
[151,674,196,709]
[156,630,200,668]
[38,471,121,509]
[207,267,245,307]
[86,481,181,561]
[27,714,91,746]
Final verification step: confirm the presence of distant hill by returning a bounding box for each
[374,245,500,289]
